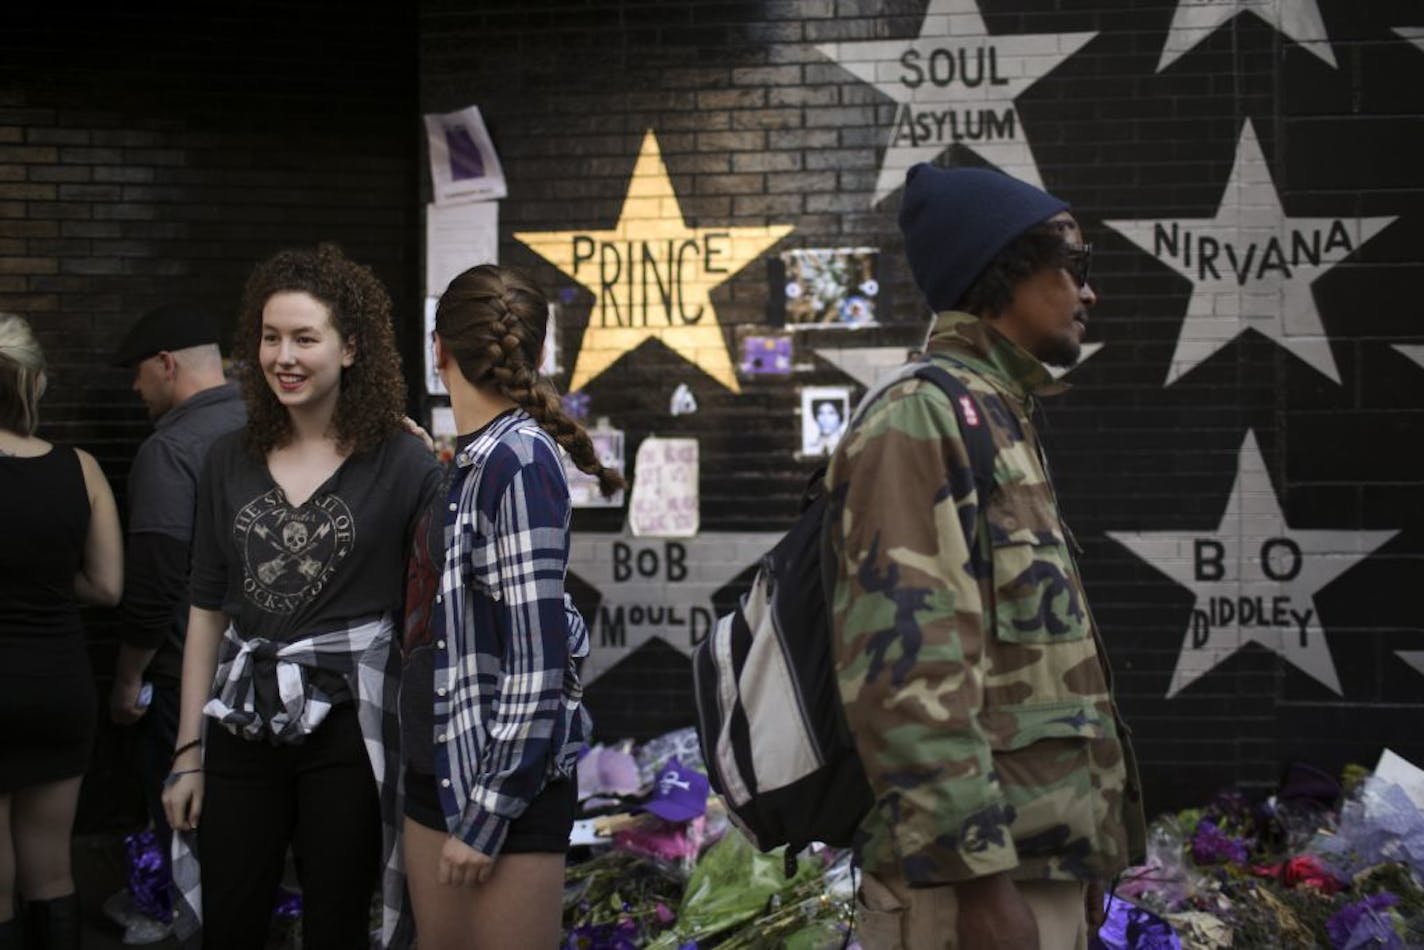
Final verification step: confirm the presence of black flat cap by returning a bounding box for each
[112,303,222,367]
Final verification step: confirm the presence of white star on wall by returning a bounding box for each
[568,531,782,684]
[814,342,1102,389]
[1397,652,1424,678]
[1158,0,1337,72]
[814,345,914,389]
[1107,431,1397,698]
[1392,26,1424,55]
[1046,343,1103,380]
[1104,121,1396,386]
[816,0,1095,203]
[1393,345,1424,371]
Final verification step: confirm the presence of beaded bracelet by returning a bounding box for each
[171,738,201,763]
[162,768,201,790]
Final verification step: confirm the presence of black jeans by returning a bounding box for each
[198,705,381,950]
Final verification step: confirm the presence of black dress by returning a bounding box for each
[0,445,96,792]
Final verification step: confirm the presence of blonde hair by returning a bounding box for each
[0,313,46,436]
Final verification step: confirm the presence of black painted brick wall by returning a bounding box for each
[2,0,1418,828]
[1,3,420,831]
[422,0,1424,814]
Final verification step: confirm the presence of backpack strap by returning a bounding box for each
[910,359,995,509]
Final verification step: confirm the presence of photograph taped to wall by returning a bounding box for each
[426,200,498,297]
[739,333,793,376]
[566,421,625,509]
[781,247,879,329]
[628,437,699,537]
[540,303,561,377]
[422,296,445,396]
[429,405,457,465]
[800,386,850,457]
[423,105,507,203]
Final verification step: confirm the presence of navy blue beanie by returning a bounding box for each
[898,164,1069,313]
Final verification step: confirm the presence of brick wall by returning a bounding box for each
[422,0,1424,813]
[1,4,420,830]
[2,0,1418,829]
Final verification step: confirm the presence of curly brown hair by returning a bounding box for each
[234,243,406,457]
[435,264,625,498]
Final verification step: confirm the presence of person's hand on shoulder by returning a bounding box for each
[439,836,495,887]
[954,872,1039,949]
[401,415,435,453]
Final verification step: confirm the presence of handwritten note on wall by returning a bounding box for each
[628,437,699,538]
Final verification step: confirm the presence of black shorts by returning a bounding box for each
[403,769,575,855]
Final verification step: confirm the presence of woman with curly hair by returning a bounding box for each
[399,264,621,949]
[162,245,441,949]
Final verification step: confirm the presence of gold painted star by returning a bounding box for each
[515,131,793,393]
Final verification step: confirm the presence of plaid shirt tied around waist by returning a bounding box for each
[433,409,591,857]
[171,614,414,948]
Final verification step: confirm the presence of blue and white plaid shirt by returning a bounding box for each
[171,614,414,948]
[433,409,590,856]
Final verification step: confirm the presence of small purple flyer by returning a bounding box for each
[740,335,792,376]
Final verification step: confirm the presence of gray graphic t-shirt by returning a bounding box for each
[191,430,442,645]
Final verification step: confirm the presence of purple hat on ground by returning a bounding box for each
[898,163,1068,313]
[641,758,710,823]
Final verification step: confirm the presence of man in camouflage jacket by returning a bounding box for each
[825,164,1145,950]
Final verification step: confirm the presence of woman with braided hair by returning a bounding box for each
[399,264,622,949]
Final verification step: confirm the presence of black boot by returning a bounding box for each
[0,913,21,950]
[23,895,79,950]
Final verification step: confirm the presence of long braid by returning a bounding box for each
[437,265,626,498]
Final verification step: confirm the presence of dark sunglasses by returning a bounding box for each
[1064,243,1093,288]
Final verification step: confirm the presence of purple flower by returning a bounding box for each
[1189,819,1249,866]
[562,391,591,422]
[564,921,641,950]
[1326,893,1401,950]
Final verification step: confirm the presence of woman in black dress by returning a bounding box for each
[0,313,124,949]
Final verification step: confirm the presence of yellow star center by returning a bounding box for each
[515,131,793,393]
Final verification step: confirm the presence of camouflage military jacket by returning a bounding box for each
[824,310,1146,886]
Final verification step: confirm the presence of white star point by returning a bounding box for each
[1104,120,1396,386]
[817,0,1095,205]
[1108,430,1397,698]
[569,531,782,684]
[1158,0,1337,73]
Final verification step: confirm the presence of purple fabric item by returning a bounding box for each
[641,758,709,823]
[1090,893,1181,950]
[1278,761,1341,806]
[1326,893,1402,950]
[123,829,172,922]
[577,745,643,800]
[272,887,303,920]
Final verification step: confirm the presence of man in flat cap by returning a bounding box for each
[108,304,245,935]
[823,164,1145,949]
